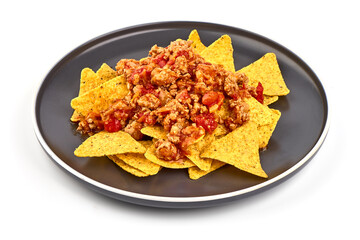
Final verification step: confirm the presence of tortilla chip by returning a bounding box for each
[213,124,228,137]
[200,35,235,72]
[185,133,215,171]
[108,155,149,177]
[188,29,206,54]
[115,141,161,175]
[140,126,167,140]
[144,142,195,169]
[74,131,146,157]
[263,95,279,105]
[188,160,226,180]
[258,109,281,149]
[96,63,117,82]
[201,121,268,178]
[245,97,274,126]
[216,99,230,119]
[71,75,129,116]
[71,68,102,122]
[238,53,290,96]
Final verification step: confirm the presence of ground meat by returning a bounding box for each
[151,68,178,86]
[155,139,179,161]
[123,120,143,140]
[137,93,161,110]
[225,98,250,131]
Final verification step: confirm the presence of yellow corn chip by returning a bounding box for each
[201,121,268,178]
[216,99,230,119]
[115,141,161,175]
[238,53,290,96]
[258,109,281,149]
[71,68,100,122]
[74,131,146,157]
[144,142,195,169]
[185,133,215,171]
[188,160,226,180]
[245,97,274,126]
[108,155,149,177]
[213,124,228,137]
[71,64,116,122]
[200,35,235,72]
[263,95,279,105]
[78,68,103,96]
[71,75,129,116]
[188,29,206,54]
[96,63,117,81]
[140,126,167,140]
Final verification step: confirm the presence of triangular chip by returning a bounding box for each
[188,29,206,54]
[78,68,103,96]
[258,109,281,149]
[140,126,167,140]
[74,131,146,157]
[213,124,228,138]
[71,64,117,122]
[96,63,117,82]
[185,133,215,171]
[201,121,268,178]
[245,97,274,126]
[108,155,149,177]
[71,75,129,116]
[238,53,290,96]
[263,95,279,105]
[71,68,101,122]
[115,141,161,175]
[200,35,235,72]
[144,142,195,169]
[188,160,226,180]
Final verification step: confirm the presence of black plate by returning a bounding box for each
[33,22,329,208]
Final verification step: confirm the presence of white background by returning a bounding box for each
[2,0,359,239]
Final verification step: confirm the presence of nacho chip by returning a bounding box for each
[263,95,279,105]
[238,53,290,96]
[71,64,117,122]
[74,131,146,157]
[108,155,149,177]
[258,109,281,149]
[115,141,161,175]
[188,29,206,54]
[216,99,230,119]
[96,63,117,81]
[144,142,195,169]
[188,160,226,180]
[71,75,129,116]
[201,121,268,178]
[213,124,228,137]
[140,126,167,140]
[200,35,235,72]
[71,68,101,122]
[78,68,103,96]
[245,97,274,126]
[185,133,215,171]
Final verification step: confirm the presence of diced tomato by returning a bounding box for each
[202,91,225,109]
[255,82,264,104]
[104,116,122,132]
[194,113,218,133]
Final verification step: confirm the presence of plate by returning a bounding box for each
[33,21,329,208]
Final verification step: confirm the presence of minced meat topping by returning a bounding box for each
[77,40,264,161]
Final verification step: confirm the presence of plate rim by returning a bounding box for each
[32,21,330,205]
